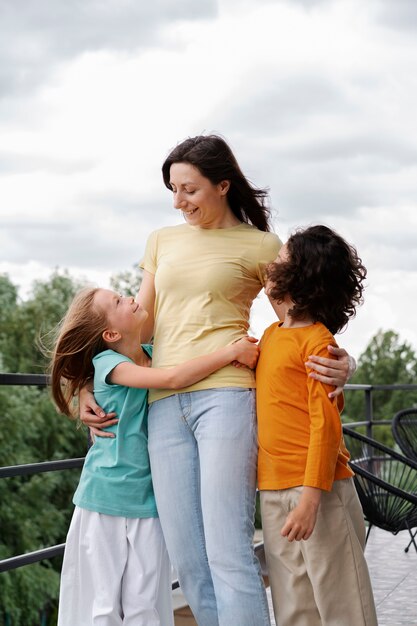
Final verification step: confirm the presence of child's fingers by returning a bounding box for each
[281,519,297,541]
[282,517,312,542]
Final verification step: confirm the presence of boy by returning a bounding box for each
[257,225,377,626]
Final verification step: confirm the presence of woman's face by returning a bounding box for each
[169,162,230,228]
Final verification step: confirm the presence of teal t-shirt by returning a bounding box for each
[73,345,157,518]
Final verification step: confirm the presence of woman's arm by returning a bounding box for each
[79,383,118,438]
[110,337,259,389]
[136,269,156,343]
[305,346,356,398]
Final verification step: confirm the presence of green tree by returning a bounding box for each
[110,264,143,297]
[7,270,85,374]
[0,265,145,624]
[0,272,86,625]
[343,329,417,443]
[0,275,19,372]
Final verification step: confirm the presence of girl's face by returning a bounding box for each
[169,162,230,228]
[94,289,148,337]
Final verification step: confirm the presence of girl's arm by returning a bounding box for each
[136,269,156,343]
[110,337,259,389]
[80,338,258,436]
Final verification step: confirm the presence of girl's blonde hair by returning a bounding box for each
[50,287,108,417]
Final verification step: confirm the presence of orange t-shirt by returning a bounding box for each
[256,321,353,492]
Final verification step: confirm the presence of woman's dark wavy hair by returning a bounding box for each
[267,225,367,334]
[162,134,271,232]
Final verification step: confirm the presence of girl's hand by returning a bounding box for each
[232,336,259,369]
[305,346,356,398]
[281,487,321,542]
[79,385,118,438]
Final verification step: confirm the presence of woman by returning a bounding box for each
[81,135,353,626]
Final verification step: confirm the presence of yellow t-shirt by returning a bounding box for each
[256,321,353,492]
[140,222,281,402]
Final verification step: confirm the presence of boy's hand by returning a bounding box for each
[281,487,321,542]
[232,336,259,369]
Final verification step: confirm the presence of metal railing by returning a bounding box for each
[0,373,84,573]
[344,383,417,437]
[1,375,417,575]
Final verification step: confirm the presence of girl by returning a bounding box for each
[50,286,259,626]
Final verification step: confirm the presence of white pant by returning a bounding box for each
[57,507,174,626]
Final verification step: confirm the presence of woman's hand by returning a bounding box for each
[79,385,118,438]
[232,336,260,369]
[305,346,356,398]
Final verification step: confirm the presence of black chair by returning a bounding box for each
[392,408,417,463]
[343,426,417,553]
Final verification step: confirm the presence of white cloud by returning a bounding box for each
[0,0,416,359]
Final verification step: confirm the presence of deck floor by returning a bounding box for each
[174,527,417,625]
[364,527,417,626]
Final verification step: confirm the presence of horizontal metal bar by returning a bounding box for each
[0,458,84,478]
[345,383,417,391]
[0,543,66,572]
[343,420,395,428]
[0,373,49,386]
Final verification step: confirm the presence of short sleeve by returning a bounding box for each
[93,351,131,388]
[139,230,159,274]
[256,232,282,285]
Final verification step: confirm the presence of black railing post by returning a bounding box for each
[365,387,374,439]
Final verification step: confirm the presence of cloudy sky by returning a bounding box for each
[1,0,416,360]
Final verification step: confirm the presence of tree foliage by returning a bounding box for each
[343,329,417,443]
[0,271,86,625]
[0,266,145,624]
[110,264,143,298]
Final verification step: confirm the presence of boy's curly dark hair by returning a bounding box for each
[266,225,367,334]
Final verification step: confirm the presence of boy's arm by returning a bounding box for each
[281,486,322,541]
[110,337,259,389]
[267,293,353,397]
[304,343,344,491]
[281,341,344,541]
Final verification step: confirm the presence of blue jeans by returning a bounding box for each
[148,388,271,626]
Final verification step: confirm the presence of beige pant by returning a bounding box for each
[260,478,378,626]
